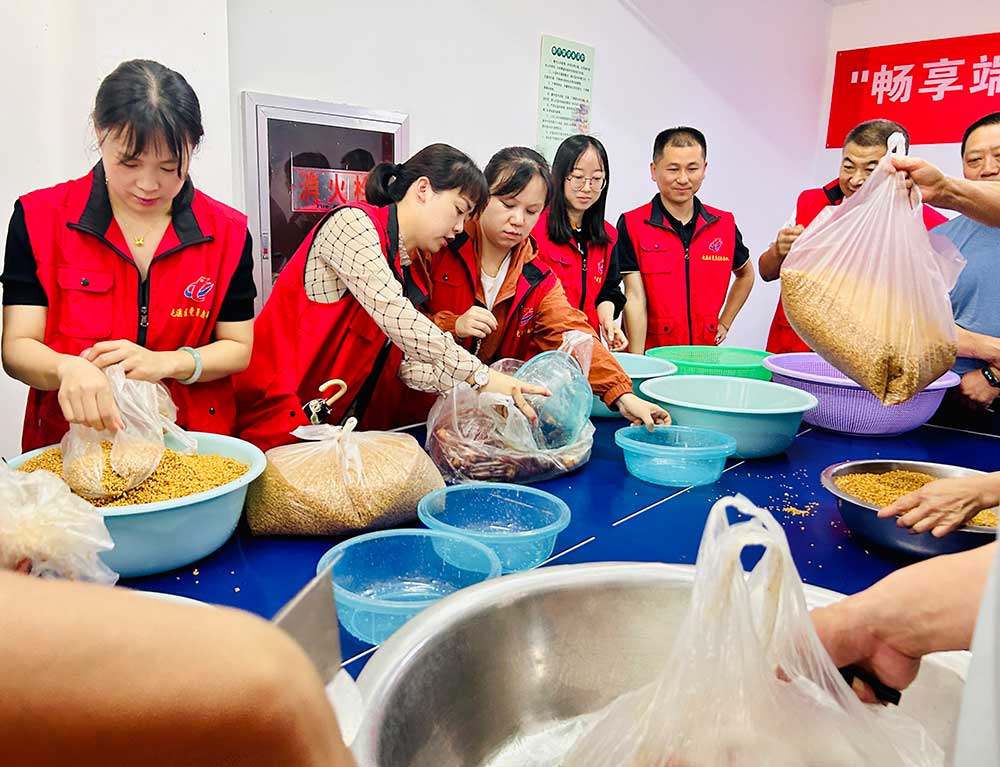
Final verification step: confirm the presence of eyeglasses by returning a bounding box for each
[566,175,606,191]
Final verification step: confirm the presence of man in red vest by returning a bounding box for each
[759,119,947,354]
[616,126,755,352]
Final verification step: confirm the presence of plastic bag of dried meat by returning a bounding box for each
[245,418,445,535]
[426,334,596,485]
[60,364,196,500]
[0,461,117,583]
[780,132,965,405]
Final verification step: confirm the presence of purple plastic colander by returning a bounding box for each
[761,353,959,436]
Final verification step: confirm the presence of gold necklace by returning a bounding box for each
[108,190,170,248]
[115,210,170,248]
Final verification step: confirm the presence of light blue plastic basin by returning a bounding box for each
[615,425,737,487]
[316,529,502,645]
[638,375,818,458]
[418,482,571,573]
[8,432,265,578]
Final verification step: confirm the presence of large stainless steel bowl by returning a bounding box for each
[821,459,996,558]
[353,562,965,767]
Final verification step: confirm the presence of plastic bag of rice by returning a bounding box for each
[245,418,444,535]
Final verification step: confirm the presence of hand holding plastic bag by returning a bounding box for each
[515,330,595,449]
[562,495,943,767]
[0,462,117,583]
[781,133,965,405]
[427,333,596,484]
[60,364,196,499]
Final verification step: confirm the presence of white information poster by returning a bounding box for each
[537,35,595,162]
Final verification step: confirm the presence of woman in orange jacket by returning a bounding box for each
[420,146,670,428]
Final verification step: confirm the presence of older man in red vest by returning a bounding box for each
[759,119,947,354]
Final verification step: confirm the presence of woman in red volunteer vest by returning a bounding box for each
[759,119,947,354]
[1,60,256,452]
[532,134,627,350]
[419,146,671,428]
[233,144,548,452]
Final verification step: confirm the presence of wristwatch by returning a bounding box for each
[982,366,1000,389]
[470,364,490,391]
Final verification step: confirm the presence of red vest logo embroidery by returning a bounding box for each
[708,237,723,252]
[519,307,535,326]
[184,276,215,303]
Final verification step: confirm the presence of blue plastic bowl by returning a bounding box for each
[639,375,818,459]
[316,529,501,645]
[515,351,593,448]
[592,352,679,418]
[418,483,571,573]
[615,425,737,487]
[8,433,265,578]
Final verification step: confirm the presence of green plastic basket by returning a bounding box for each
[645,346,772,380]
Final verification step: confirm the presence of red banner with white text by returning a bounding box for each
[827,32,1000,147]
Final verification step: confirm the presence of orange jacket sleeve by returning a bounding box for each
[533,279,632,406]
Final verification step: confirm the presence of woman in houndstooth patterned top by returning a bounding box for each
[235,144,548,450]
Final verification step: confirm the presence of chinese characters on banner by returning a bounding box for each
[290,166,369,212]
[827,32,1000,147]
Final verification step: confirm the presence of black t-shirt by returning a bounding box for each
[569,227,626,317]
[1,200,258,321]
[615,196,751,273]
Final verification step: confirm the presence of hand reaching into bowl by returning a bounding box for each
[878,471,1000,537]
[614,393,671,430]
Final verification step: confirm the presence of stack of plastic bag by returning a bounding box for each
[781,132,965,405]
[245,418,444,535]
[0,461,117,583]
[60,363,196,499]
[561,495,943,767]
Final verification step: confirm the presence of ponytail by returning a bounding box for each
[365,144,488,214]
[365,163,402,206]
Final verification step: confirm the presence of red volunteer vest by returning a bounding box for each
[234,203,424,452]
[18,164,247,452]
[622,198,736,349]
[531,210,617,332]
[766,179,949,354]
[426,232,559,363]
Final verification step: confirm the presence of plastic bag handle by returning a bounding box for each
[704,496,787,651]
[887,131,907,157]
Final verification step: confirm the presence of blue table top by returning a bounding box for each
[125,418,1000,674]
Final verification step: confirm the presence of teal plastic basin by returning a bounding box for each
[638,375,818,458]
[615,425,736,486]
[592,352,678,418]
[9,433,265,578]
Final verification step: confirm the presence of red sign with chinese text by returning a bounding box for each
[827,32,1000,147]
[291,167,368,213]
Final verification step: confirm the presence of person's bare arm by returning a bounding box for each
[623,272,647,355]
[892,156,1000,226]
[0,572,356,767]
[717,262,755,341]
[957,326,1000,367]
[813,541,994,703]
